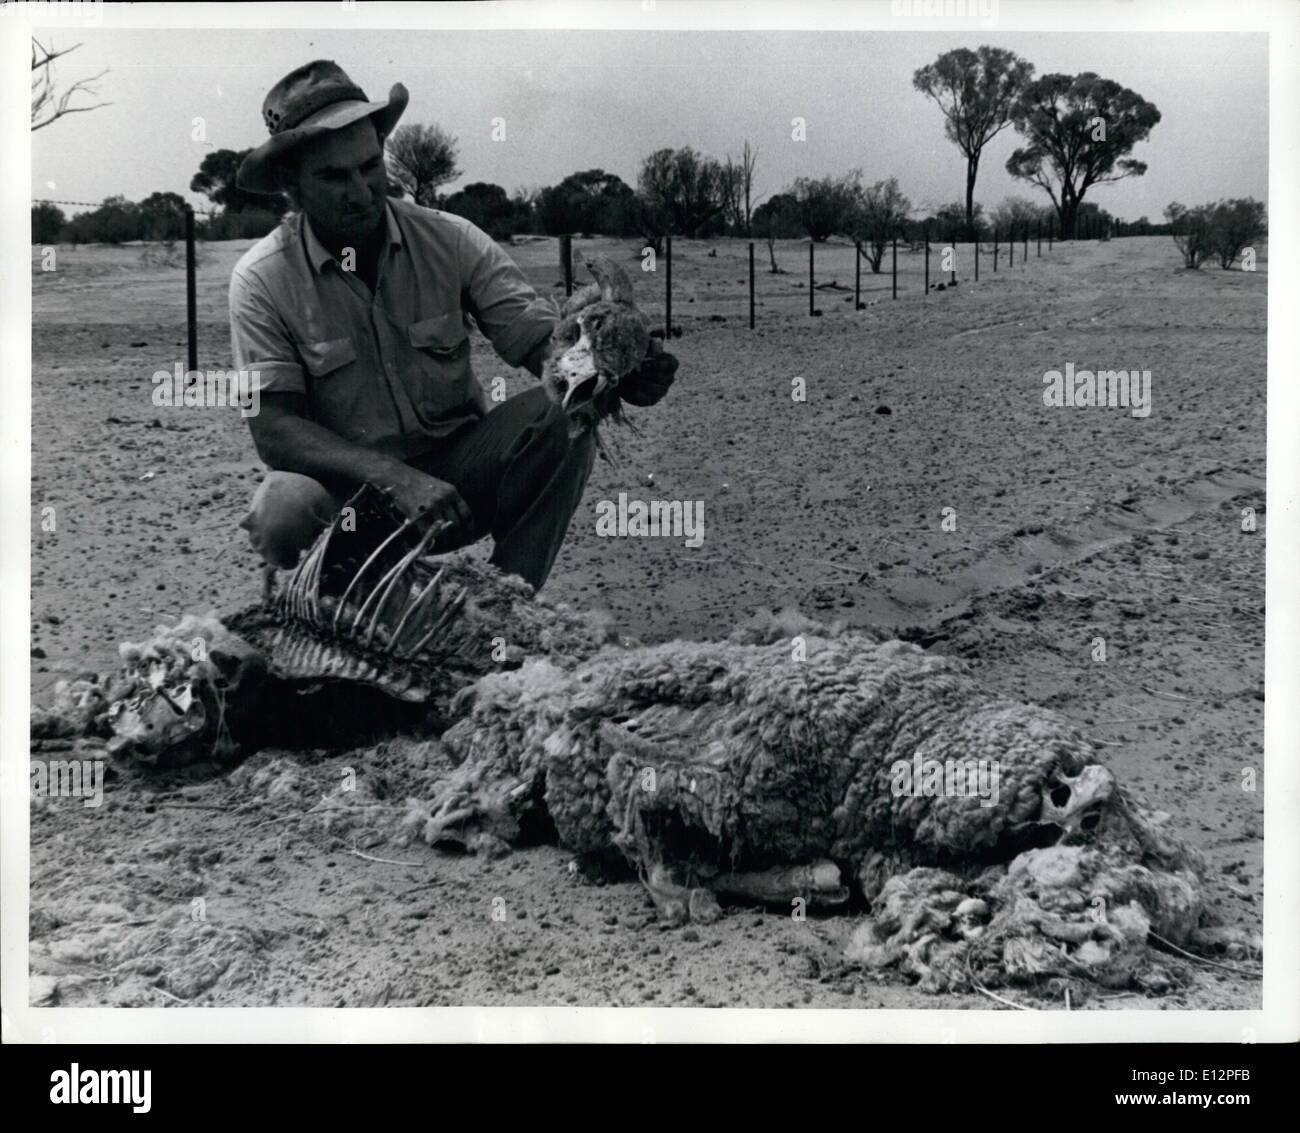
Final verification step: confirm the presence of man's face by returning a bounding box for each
[292,117,388,242]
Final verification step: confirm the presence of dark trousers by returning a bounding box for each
[240,388,596,591]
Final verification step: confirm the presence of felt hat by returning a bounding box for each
[237,60,408,194]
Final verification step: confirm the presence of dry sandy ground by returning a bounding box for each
[28,233,1264,1011]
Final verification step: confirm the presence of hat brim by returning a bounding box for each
[237,82,409,195]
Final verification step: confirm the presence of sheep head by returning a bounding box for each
[541,257,650,415]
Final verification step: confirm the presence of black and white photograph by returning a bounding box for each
[5,0,1298,1056]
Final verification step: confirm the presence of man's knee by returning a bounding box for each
[240,471,340,569]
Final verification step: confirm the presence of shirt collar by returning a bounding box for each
[302,202,403,274]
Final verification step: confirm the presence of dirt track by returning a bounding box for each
[29,234,1264,1009]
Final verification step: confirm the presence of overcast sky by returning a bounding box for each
[30,27,1268,221]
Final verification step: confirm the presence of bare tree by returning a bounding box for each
[913,46,1034,240]
[1164,202,1214,270]
[31,39,110,131]
[852,177,912,272]
[721,140,762,236]
[386,123,461,206]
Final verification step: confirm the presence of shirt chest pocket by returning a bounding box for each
[299,336,365,438]
[404,311,475,422]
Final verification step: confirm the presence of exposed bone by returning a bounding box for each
[387,565,447,655]
[707,860,850,910]
[1038,764,1115,837]
[332,518,416,636]
[641,863,721,926]
[404,586,468,657]
[357,521,445,648]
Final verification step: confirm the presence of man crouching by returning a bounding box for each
[230,60,676,590]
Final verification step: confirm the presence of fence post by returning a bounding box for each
[665,233,672,338]
[1023,227,1028,265]
[185,206,197,376]
[854,240,861,309]
[808,241,814,316]
[748,241,755,330]
[993,228,999,272]
[975,230,980,282]
[560,234,573,296]
[892,237,897,299]
[923,224,930,296]
[1009,225,1014,269]
[1037,220,1042,258]
[1048,218,1053,251]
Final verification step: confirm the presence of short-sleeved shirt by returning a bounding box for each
[228,198,558,460]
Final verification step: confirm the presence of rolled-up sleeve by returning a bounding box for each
[229,268,306,395]
[457,221,557,369]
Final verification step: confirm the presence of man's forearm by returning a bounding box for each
[522,333,553,380]
[253,411,409,490]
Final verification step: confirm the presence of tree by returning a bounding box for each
[441,182,529,241]
[386,123,460,207]
[925,200,983,244]
[635,147,728,245]
[851,177,911,272]
[1209,198,1266,269]
[31,38,109,131]
[751,192,802,272]
[537,169,636,236]
[1006,72,1161,239]
[1164,202,1214,269]
[913,46,1034,241]
[720,140,762,236]
[791,171,863,242]
[191,148,287,215]
[63,196,141,245]
[137,191,189,241]
[32,202,66,245]
[988,195,1050,240]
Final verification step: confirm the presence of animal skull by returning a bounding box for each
[542,257,650,412]
[1037,763,1115,838]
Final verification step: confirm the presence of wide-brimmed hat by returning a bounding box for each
[237,60,408,194]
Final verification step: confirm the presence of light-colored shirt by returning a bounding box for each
[228,198,558,460]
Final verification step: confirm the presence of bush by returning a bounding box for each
[1164,202,1214,269]
[32,202,66,245]
[1209,198,1266,269]
[200,209,284,241]
[1165,199,1266,270]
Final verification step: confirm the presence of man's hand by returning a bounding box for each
[619,337,678,407]
[374,464,474,536]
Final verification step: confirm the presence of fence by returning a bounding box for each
[552,215,1126,338]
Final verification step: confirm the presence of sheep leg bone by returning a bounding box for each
[706,860,850,910]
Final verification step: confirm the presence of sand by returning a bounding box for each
[28,233,1264,1009]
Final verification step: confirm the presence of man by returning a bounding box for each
[231,61,676,590]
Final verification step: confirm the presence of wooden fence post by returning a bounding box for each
[748,241,755,329]
[808,241,814,316]
[560,234,573,296]
[185,205,197,376]
[975,230,979,282]
[994,229,999,272]
[854,241,861,309]
[892,237,897,299]
[923,224,930,296]
[665,233,672,338]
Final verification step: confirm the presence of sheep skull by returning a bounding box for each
[1038,764,1115,840]
[542,257,649,412]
